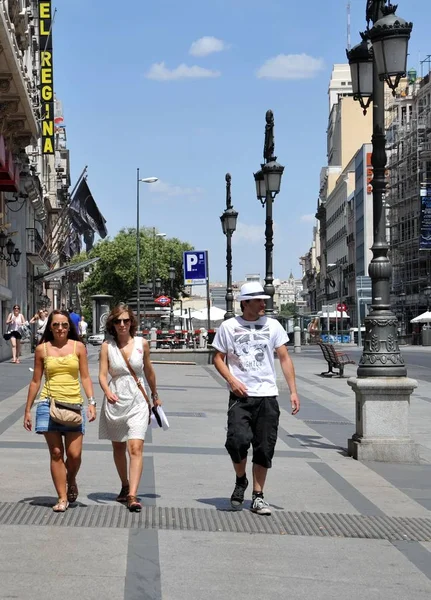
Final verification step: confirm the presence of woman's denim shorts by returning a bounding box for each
[35,400,86,435]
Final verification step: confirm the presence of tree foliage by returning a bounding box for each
[279,303,296,317]
[77,228,193,311]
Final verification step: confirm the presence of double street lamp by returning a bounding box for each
[136,169,158,327]
[347,0,412,377]
[220,173,238,320]
[0,231,21,267]
[253,110,284,316]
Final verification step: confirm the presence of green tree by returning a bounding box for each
[279,303,296,317]
[77,228,193,312]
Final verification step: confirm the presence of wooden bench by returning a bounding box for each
[318,342,355,378]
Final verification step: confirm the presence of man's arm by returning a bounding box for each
[213,351,248,397]
[276,345,300,414]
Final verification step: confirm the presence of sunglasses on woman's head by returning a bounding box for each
[52,322,69,329]
[113,318,130,325]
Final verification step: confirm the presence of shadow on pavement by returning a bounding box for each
[292,433,348,453]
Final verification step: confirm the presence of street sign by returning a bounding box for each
[337,302,347,313]
[154,295,171,306]
[45,279,62,290]
[183,250,208,285]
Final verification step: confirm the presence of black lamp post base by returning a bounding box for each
[358,309,407,378]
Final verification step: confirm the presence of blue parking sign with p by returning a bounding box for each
[183,251,207,285]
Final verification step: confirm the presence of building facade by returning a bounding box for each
[386,68,431,338]
[0,1,105,361]
[300,64,373,324]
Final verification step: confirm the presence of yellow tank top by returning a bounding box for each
[40,342,83,404]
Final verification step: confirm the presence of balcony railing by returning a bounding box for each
[26,227,44,256]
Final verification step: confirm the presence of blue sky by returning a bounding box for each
[52,0,430,282]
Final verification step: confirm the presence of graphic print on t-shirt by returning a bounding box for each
[233,323,271,372]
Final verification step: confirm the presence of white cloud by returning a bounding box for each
[146,62,221,81]
[233,223,264,244]
[256,53,325,80]
[148,180,204,199]
[300,214,316,223]
[189,36,228,57]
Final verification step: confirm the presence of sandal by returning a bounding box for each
[67,483,79,503]
[53,499,69,512]
[126,495,142,512]
[116,484,130,503]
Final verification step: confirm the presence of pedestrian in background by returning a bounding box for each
[5,304,26,363]
[68,306,80,335]
[29,308,48,345]
[212,282,300,516]
[98,304,161,513]
[23,310,97,512]
[79,315,88,345]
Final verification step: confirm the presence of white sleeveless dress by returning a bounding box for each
[99,337,149,442]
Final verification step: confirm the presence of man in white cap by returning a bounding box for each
[212,281,300,515]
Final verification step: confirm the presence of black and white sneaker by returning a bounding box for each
[230,478,249,510]
[251,495,271,515]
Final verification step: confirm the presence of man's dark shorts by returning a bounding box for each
[225,393,280,469]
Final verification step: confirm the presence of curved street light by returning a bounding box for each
[136,169,158,326]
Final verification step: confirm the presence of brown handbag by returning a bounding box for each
[119,347,152,424]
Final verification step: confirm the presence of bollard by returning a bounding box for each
[199,328,207,348]
[150,327,157,350]
[294,326,301,354]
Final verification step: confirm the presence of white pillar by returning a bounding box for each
[294,326,301,354]
[150,327,157,350]
[347,377,419,463]
[199,328,206,348]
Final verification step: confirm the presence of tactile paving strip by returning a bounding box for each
[303,419,352,425]
[1,503,431,541]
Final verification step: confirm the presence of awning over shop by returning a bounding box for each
[37,257,100,281]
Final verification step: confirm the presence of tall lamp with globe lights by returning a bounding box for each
[346,0,420,464]
[253,110,284,316]
[347,0,413,377]
[220,173,238,320]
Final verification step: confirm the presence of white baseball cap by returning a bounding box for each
[237,282,270,301]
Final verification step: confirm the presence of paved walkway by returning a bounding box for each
[0,348,431,599]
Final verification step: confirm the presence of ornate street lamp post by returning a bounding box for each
[169,264,176,329]
[0,231,21,267]
[254,110,284,316]
[347,1,412,377]
[346,0,418,463]
[220,173,238,320]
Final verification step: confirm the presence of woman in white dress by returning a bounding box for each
[98,304,161,512]
[5,304,26,363]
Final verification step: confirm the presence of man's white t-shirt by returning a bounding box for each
[212,316,289,397]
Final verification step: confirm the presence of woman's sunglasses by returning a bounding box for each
[113,318,130,325]
[52,322,70,329]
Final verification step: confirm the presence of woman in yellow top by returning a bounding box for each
[24,310,97,512]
